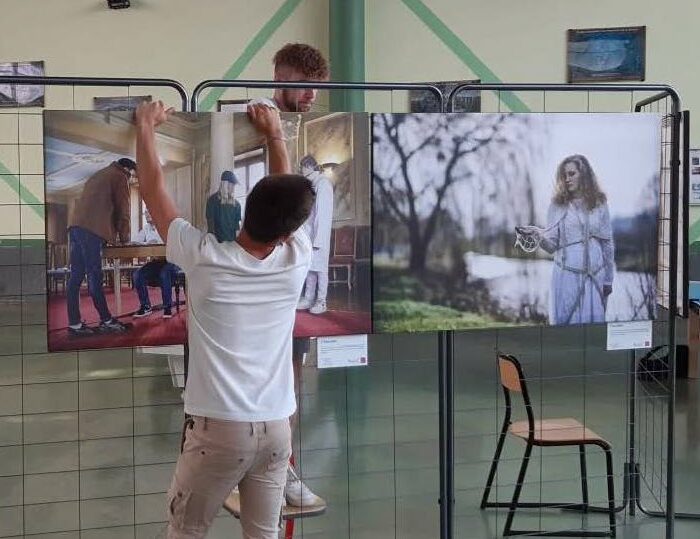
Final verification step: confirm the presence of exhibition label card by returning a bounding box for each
[317,334,369,369]
[606,321,652,351]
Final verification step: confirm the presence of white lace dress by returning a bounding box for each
[540,199,615,325]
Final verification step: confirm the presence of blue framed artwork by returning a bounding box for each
[567,26,646,82]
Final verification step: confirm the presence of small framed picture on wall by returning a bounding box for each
[93,95,152,111]
[567,26,646,83]
[690,149,700,205]
[0,60,45,107]
[409,80,481,113]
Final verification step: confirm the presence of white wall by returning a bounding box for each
[366,0,698,143]
[0,0,329,108]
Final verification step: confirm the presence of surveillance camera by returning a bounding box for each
[107,0,131,9]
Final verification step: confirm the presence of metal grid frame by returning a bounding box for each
[444,83,686,539]
[191,79,447,539]
[0,75,188,112]
[0,75,188,538]
[191,79,444,112]
[0,75,689,539]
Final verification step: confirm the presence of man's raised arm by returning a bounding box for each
[134,101,180,241]
[247,104,290,175]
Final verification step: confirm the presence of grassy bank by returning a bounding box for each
[374,265,515,332]
[374,299,505,332]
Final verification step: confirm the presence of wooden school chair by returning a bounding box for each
[481,354,616,537]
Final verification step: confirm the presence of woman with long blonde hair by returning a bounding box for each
[519,154,614,324]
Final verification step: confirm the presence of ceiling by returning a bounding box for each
[45,136,129,197]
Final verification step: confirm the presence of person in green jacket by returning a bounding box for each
[206,170,242,242]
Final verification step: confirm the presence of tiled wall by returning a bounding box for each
[0,97,201,538]
[0,346,185,536]
[293,334,441,539]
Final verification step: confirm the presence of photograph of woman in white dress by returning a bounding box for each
[373,112,659,332]
[520,154,614,324]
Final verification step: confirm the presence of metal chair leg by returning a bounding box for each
[503,442,532,536]
[604,447,616,538]
[481,419,510,508]
[579,445,589,511]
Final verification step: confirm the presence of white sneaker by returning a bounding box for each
[285,465,323,507]
[297,297,314,310]
[309,300,327,315]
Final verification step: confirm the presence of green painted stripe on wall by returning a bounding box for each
[0,161,44,218]
[0,238,44,247]
[198,0,303,111]
[401,0,531,113]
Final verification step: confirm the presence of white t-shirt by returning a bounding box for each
[166,218,312,421]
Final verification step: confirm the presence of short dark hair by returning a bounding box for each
[243,174,315,243]
[273,43,329,80]
[117,157,136,171]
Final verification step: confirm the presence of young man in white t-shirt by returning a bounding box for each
[249,42,330,507]
[134,101,315,539]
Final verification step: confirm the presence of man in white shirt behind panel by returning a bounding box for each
[248,42,330,507]
[134,101,315,539]
[133,209,161,244]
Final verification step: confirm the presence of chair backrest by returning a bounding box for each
[498,354,524,393]
[333,226,356,257]
[46,242,68,269]
[46,241,55,269]
[56,244,67,267]
[497,354,535,430]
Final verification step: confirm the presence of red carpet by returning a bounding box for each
[293,310,372,337]
[48,289,187,352]
[48,290,372,352]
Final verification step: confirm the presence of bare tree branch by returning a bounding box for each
[405,118,444,161]
[373,171,411,227]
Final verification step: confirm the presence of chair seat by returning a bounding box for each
[509,418,608,446]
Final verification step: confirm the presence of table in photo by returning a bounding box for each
[103,244,167,315]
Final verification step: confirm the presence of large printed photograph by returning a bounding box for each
[372,113,661,332]
[44,110,371,352]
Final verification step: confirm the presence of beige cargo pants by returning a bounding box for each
[166,416,291,539]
